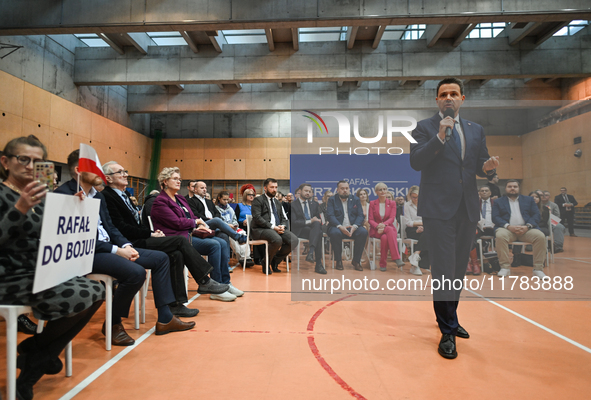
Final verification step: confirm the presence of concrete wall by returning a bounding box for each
[0,34,149,134]
[0,70,153,178]
[521,111,591,204]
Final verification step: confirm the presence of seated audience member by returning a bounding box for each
[251,178,298,274]
[291,183,326,274]
[368,182,405,271]
[326,180,369,271]
[129,195,141,212]
[285,192,293,203]
[404,185,430,275]
[150,168,242,301]
[276,192,284,203]
[554,187,578,237]
[486,173,501,200]
[185,181,247,245]
[394,196,405,227]
[492,180,547,278]
[530,191,551,236]
[385,191,395,201]
[216,190,253,267]
[467,186,495,275]
[356,188,371,233]
[236,187,255,230]
[56,151,195,345]
[1,136,105,399]
[141,189,160,227]
[101,161,228,317]
[541,190,565,253]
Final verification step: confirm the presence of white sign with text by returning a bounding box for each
[33,193,99,294]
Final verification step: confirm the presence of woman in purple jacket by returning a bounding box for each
[150,167,243,302]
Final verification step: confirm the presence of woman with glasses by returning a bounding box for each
[236,188,256,230]
[150,167,242,301]
[0,135,105,400]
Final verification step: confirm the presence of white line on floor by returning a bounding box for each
[58,292,201,400]
[466,289,591,355]
[558,257,591,264]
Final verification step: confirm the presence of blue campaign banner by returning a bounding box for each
[290,154,421,200]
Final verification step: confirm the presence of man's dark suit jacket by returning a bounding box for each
[326,194,365,228]
[251,194,288,234]
[185,195,220,221]
[291,199,321,237]
[102,186,152,247]
[554,193,578,215]
[492,194,541,231]
[55,179,130,253]
[410,113,491,222]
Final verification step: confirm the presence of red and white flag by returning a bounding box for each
[79,143,107,183]
[550,214,561,227]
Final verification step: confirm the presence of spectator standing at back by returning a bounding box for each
[554,187,578,237]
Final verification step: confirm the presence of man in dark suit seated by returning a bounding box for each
[410,77,499,359]
[326,180,368,271]
[56,150,195,346]
[492,180,547,278]
[251,178,298,274]
[101,161,228,317]
[291,183,326,274]
[554,187,578,237]
[185,181,247,245]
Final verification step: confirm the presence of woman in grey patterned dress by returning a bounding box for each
[0,135,105,400]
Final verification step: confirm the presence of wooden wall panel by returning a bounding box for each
[267,159,288,179]
[0,72,24,117]
[245,159,266,180]
[23,83,51,126]
[22,119,50,147]
[179,159,204,179]
[49,95,73,133]
[203,159,225,180]
[204,138,227,159]
[48,128,73,163]
[0,112,23,146]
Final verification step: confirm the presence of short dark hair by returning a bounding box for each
[0,135,48,179]
[487,173,498,181]
[505,179,520,187]
[560,187,567,190]
[67,149,80,176]
[337,180,348,187]
[437,77,464,96]
[264,178,277,187]
[297,183,312,192]
[217,190,229,200]
[187,180,196,187]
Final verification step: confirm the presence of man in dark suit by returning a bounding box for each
[410,77,499,359]
[326,180,368,271]
[493,180,547,278]
[101,161,228,317]
[291,183,326,274]
[251,178,298,274]
[554,187,578,236]
[186,181,247,244]
[56,150,195,346]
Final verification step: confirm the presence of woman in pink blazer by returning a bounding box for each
[368,182,405,271]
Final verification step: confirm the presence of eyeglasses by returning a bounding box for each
[107,170,128,176]
[246,194,254,197]
[8,155,44,166]
[169,177,182,182]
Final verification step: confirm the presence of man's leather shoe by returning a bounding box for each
[102,322,135,346]
[570,234,577,237]
[511,254,521,268]
[305,252,315,263]
[438,334,457,359]
[272,266,281,273]
[472,261,481,276]
[555,248,564,253]
[315,264,327,274]
[17,315,37,335]
[456,325,470,339]
[352,261,363,271]
[465,260,473,275]
[155,316,196,336]
[335,260,344,270]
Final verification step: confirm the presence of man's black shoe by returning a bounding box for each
[315,264,327,274]
[456,325,470,339]
[305,252,315,263]
[335,261,344,270]
[272,266,281,273]
[352,261,363,271]
[511,254,521,268]
[17,315,37,335]
[438,334,457,359]
[554,248,564,253]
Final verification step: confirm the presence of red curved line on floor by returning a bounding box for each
[306,294,367,400]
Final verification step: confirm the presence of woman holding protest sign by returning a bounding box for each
[0,135,105,400]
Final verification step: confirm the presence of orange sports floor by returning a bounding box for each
[2,235,591,400]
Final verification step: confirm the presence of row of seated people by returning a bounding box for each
[0,136,243,399]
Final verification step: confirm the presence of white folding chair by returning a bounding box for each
[86,273,145,351]
[547,214,555,264]
[244,215,270,275]
[476,235,495,269]
[0,306,73,400]
[331,239,354,269]
[400,216,418,255]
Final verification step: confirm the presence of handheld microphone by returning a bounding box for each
[443,108,455,142]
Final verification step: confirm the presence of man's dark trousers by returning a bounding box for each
[423,195,477,335]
